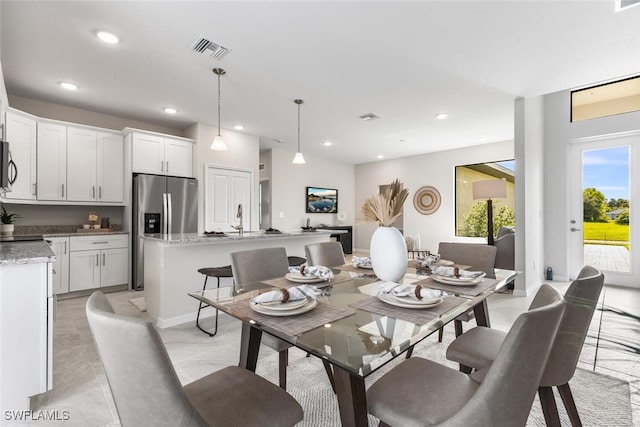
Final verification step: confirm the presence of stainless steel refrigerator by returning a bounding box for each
[132,174,198,290]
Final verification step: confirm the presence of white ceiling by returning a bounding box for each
[1,1,639,165]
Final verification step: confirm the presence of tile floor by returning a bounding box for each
[19,279,640,427]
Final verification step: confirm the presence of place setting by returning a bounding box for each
[377,283,445,309]
[249,285,320,316]
[429,266,486,286]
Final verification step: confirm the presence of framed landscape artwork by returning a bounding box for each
[306,187,338,213]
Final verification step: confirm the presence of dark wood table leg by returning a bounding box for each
[239,322,262,371]
[473,299,491,328]
[333,365,368,427]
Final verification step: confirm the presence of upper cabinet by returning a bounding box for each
[36,120,124,203]
[3,109,37,200]
[37,122,67,201]
[67,127,124,203]
[131,131,194,178]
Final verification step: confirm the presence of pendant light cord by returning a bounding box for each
[297,102,301,152]
[217,73,221,136]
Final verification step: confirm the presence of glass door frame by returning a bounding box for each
[569,132,639,287]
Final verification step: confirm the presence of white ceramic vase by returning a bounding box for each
[370,226,408,283]
[1,224,14,235]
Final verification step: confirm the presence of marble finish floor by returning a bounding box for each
[19,280,640,426]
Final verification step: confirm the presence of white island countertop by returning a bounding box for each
[141,229,344,246]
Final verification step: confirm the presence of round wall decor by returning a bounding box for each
[413,186,441,215]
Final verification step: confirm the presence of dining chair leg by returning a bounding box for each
[558,383,583,427]
[378,421,392,427]
[405,345,415,359]
[322,360,337,393]
[459,364,472,374]
[437,327,444,342]
[454,319,464,337]
[538,386,562,427]
[278,349,288,390]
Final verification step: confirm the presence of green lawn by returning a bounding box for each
[583,221,629,242]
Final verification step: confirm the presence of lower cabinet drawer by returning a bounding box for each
[70,234,127,251]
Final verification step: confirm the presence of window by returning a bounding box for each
[571,75,640,122]
[455,160,515,237]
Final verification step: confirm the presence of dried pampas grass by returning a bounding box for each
[361,179,409,226]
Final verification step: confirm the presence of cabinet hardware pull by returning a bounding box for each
[93,186,96,198]
[166,161,169,173]
[102,253,105,266]
[33,183,37,195]
[161,161,164,172]
[95,254,99,266]
[92,241,108,244]
[99,186,102,199]
[62,184,65,197]
[64,241,67,254]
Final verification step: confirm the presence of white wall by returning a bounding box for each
[514,96,545,296]
[270,146,355,232]
[187,123,260,233]
[543,89,640,281]
[8,95,183,136]
[354,140,514,253]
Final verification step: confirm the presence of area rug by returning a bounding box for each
[128,297,146,312]
[255,334,632,426]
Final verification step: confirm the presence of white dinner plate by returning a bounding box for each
[256,297,309,311]
[354,263,373,269]
[430,273,485,286]
[251,298,318,316]
[378,292,443,309]
[285,272,325,283]
[392,292,443,306]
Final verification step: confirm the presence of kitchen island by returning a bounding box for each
[142,230,337,327]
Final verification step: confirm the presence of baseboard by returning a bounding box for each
[155,306,219,329]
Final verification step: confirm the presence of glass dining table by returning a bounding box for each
[189,266,519,427]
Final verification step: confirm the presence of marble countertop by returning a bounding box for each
[0,241,55,265]
[43,230,129,238]
[141,229,343,245]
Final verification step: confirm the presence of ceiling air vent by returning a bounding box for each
[616,0,640,11]
[359,113,380,121]
[191,37,231,60]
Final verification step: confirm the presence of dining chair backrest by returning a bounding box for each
[86,292,206,427]
[437,242,497,272]
[305,241,346,267]
[231,247,290,285]
[449,284,565,426]
[540,265,604,387]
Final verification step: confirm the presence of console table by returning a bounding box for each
[315,225,353,254]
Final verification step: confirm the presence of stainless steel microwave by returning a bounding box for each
[0,140,15,190]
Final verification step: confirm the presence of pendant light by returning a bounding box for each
[210,68,228,151]
[292,99,306,164]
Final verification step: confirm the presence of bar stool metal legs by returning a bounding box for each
[196,266,233,337]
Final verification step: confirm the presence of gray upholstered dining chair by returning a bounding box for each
[305,241,346,267]
[231,247,293,390]
[86,291,303,427]
[435,242,497,342]
[446,265,604,426]
[368,283,565,427]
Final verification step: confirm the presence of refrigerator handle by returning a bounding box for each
[162,193,168,234]
[168,193,173,234]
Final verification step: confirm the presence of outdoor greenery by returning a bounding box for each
[583,188,608,222]
[462,202,515,237]
[583,221,629,242]
[616,208,629,225]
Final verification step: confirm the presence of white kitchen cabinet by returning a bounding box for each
[3,109,37,200]
[36,122,67,201]
[47,237,70,294]
[67,127,124,202]
[69,235,128,292]
[131,131,194,178]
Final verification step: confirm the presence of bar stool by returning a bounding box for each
[287,256,306,267]
[196,265,233,337]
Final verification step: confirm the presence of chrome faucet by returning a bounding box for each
[231,204,243,236]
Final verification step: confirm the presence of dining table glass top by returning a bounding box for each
[189,266,518,378]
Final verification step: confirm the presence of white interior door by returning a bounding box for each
[569,133,639,287]
[204,165,253,232]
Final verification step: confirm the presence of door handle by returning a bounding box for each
[570,227,581,232]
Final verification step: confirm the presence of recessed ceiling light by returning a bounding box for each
[163,107,177,114]
[97,31,119,44]
[323,141,332,146]
[435,112,449,120]
[377,155,384,159]
[233,124,244,130]
[59,82,78,90]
